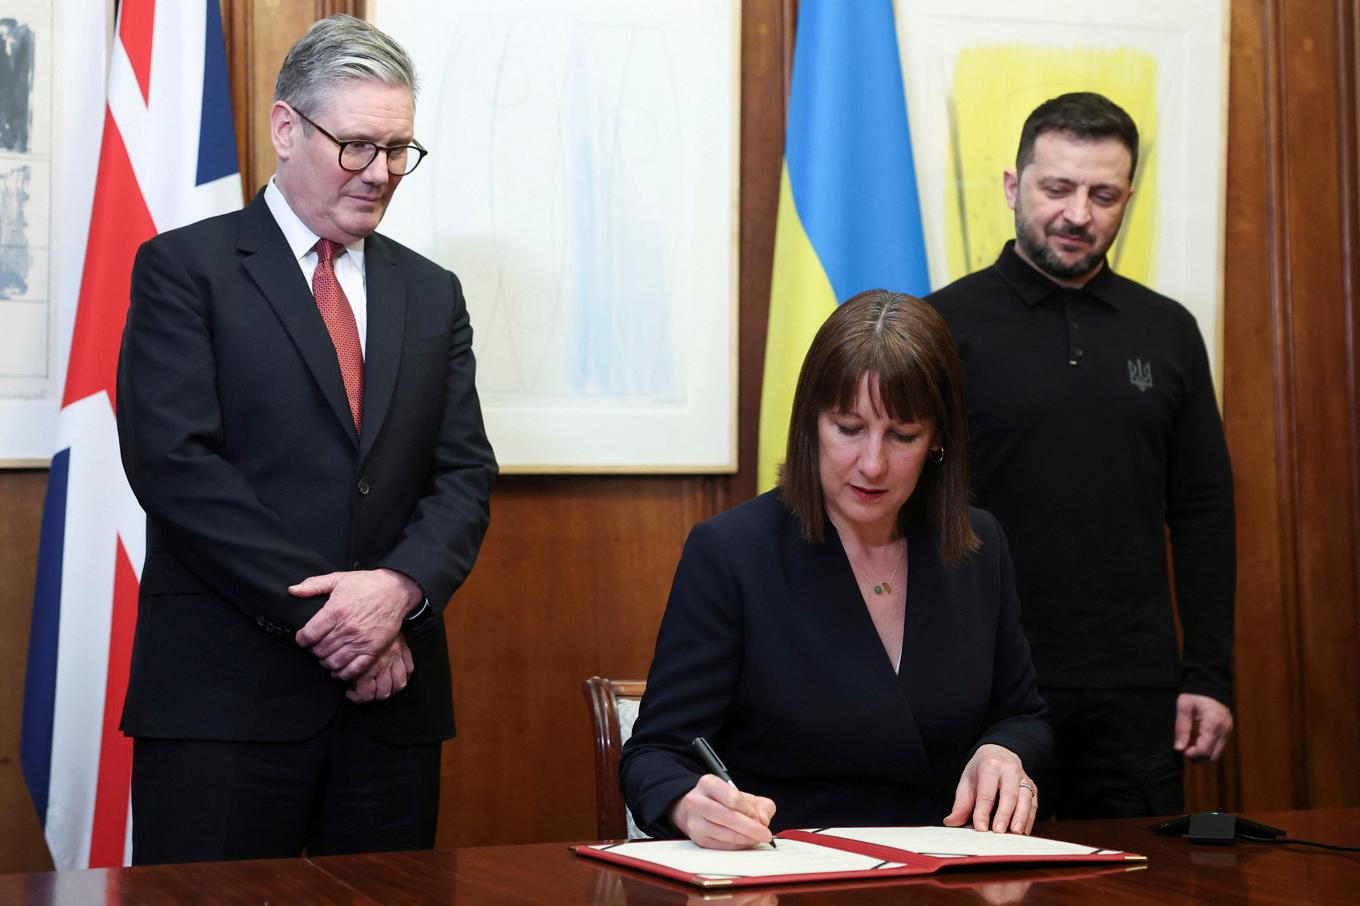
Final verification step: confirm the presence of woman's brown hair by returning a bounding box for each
[777,289,979,566]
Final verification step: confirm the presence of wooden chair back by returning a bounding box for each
[582,676,647,839]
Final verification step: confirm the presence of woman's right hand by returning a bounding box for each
[670,774,777,849]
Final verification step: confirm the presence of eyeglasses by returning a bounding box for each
[292,107,428,176]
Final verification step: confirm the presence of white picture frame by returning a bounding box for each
[371,0,740,472]
[897,0,1229,384]
[0,0,109,465]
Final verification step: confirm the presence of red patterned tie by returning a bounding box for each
[312,238,364,433]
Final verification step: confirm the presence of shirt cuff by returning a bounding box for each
[404,596,431,624]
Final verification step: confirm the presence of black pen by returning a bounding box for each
[691,737,776,848]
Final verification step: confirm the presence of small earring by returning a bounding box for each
[928,446,945,464]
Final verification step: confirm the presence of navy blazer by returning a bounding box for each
[116,190,496,745]
[621,492,1052,836]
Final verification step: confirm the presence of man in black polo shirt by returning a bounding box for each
[927,92,1235,819]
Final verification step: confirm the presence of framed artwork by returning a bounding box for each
[897,0,1229,382]
[371,0,740,472]
[0,1,107,465]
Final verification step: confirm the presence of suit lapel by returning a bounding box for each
[898,519,946,774]
[357,233,406,463]
[238,191,357,444]
[798,523,901,691]
[786,514,934,778]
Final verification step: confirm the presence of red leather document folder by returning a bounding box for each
[574,825,1146,889]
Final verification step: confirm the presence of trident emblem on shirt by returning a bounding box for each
[1128,358,1153,392]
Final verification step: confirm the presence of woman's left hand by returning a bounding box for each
[943,743,1036,834]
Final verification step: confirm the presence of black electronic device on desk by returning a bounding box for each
[1149,812,1286,845]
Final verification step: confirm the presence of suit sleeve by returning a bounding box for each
[620,522,745,838]
[117,237,333,636]
[1165,323,1236,707]
[974,514,1055,774]
[375,271,496,621]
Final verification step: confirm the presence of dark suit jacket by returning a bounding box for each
[620,492,1052,836]
[115,189,496,745]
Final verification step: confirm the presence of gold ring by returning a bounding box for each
[1018,780,1036,795]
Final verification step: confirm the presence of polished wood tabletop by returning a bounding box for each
[3,808,1357,904]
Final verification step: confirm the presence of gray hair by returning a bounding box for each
[274,14,417,116]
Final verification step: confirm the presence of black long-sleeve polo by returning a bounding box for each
[927,242,1235,706]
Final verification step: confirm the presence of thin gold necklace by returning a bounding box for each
[852,540,905,595]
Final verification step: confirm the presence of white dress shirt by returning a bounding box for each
[263,177,368,355]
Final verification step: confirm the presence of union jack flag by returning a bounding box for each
[21,0,241,869]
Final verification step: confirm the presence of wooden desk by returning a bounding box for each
[3,809,1357,903]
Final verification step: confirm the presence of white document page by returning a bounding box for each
[587,838,906,879]
[815,826,1112,858]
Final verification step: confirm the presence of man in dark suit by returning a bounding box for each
[115,14,496,863]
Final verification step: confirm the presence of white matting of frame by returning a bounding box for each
[897,0,1228,384]
[0,1,108,465]
[371,0,739,473]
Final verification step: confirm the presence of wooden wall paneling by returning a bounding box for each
[1321,0,1360,809]
[317,0,357,17]
[436,479,710,847]
[1276,0,1360,808]
[1221,0,1360,813]
[730,0,797,507]
[222,0,252,199]
[1350,3,1360,721]
[1338,0,1360,808]
[1221,0,1303,813]
[0,471,54,873]
[221,0,365,195]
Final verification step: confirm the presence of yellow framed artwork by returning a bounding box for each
[897,0,1228,383]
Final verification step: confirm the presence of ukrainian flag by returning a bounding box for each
[757,0,930,491]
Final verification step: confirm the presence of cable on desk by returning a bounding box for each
[1239,834,1360,852]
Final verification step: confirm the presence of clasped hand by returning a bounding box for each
[290,567,421,702]
[671,774,777,850]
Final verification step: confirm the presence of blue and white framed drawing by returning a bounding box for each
[372,0,739,472]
